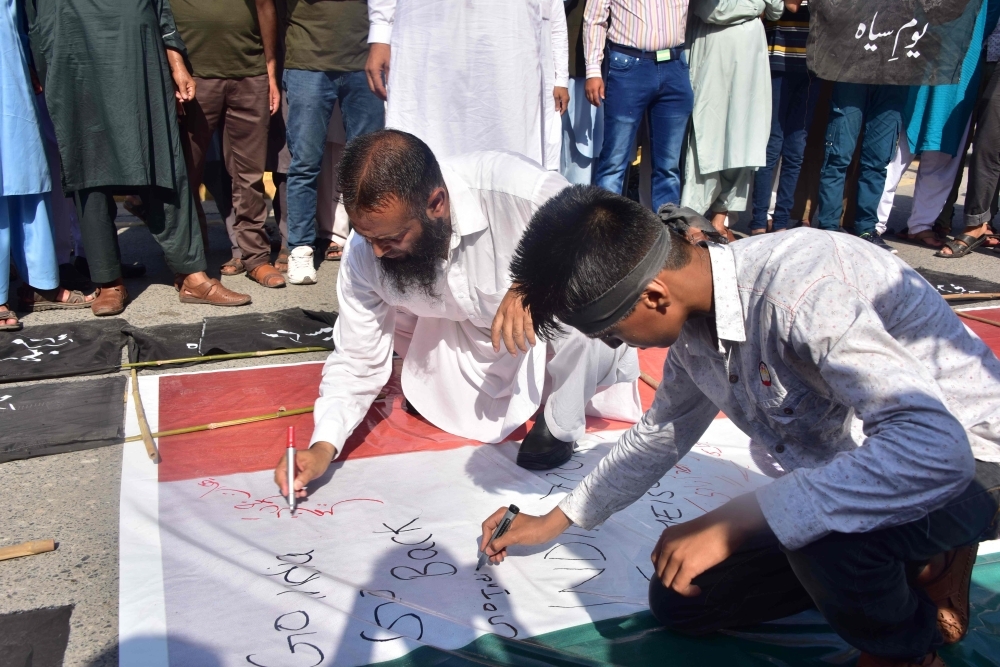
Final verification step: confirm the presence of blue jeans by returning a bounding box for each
[750,71,819,231]
[816,82,907,236]
[284,69,385,249]
[650,460,1000,660]
[594,49,693,211]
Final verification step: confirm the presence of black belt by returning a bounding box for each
[609,42,684,62]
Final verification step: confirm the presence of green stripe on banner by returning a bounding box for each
[369,555,1000,667]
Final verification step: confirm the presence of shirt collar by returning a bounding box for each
[440,162,488,250]
[707,243,746,344]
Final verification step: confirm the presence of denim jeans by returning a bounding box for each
[750,71,819,231]
[594,49,693,211]
[284,69,385,249]
[649,460,1000,661]
[816,82,907,236]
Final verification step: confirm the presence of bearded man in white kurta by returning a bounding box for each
[275,130,640,496]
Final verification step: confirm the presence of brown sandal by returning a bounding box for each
[275,248,289,273]
[324,242,343,261]
[247,264,286,288]
[0,304,22,331]
[178,278,251,306]
[17,285,92,311]
[91,284,129,317]
[220,258,246,276]
[920,544,978,644]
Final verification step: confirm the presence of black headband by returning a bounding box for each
[558,224,672,335]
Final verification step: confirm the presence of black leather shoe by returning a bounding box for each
[516,412,574,470]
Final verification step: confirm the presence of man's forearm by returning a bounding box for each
[256,0,279,73]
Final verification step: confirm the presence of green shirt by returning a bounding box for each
[284,0,368,73]
[172,0,266,79]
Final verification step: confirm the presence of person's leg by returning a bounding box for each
[0,197,10,313]
[181,78,225,249]
[73,188,122,284]
[594,54,655,198]
[8,193,59,293]
[649,530,815,634]
[772,72,813,231]
[284,69,339,251]
[337,70,386,142]
[751,71,785,233]
[854,85,907,237]
[816,82,867,231]
[960,64,1000,238]
[714,167,753,215]
[222,75,274,276]
[905,146,967,238]
[647,57,694,211]
[877,133,913,236]
[784,460,1000,660]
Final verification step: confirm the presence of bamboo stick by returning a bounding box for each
[124,406,314,443]
[943,293,1000,302]
[131,369,160,463]
[639,371,660,391]
[956,310,1000,329]
[121,346,328,369]
[0,539,55,562]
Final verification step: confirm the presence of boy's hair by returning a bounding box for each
[338,129,446,217]
[511,186,692,340]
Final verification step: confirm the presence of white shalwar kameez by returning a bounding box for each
[310,151,641,457]
[368,0,566,169]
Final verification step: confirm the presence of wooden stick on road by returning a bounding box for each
[131,368,160,463]
[121,346,329,370]
[639,371,660,391]
[942,293,1000,302]
[124,406,314,443]
[0,539,55,562]
[956,310,1000,329]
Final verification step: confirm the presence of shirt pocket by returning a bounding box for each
[472,286,507,328]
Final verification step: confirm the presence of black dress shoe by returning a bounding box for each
[516,412,574,470]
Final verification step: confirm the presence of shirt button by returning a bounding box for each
[783,408,793,415]
[729,374,739,384]
[775,444,785,454]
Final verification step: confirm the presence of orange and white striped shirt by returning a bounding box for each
[582,0,689,78]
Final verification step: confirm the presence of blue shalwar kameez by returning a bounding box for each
[0,0,58,305]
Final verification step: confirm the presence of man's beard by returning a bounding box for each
[377,212,452,299]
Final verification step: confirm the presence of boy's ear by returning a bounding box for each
[638,276,672,311]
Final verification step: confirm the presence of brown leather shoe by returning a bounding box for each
[92,284,128,316]
[178,278,251,306]
[247,263,286,288]
[920,544,978,644]
[857,652,946,667]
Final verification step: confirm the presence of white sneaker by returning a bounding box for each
[286,246,317,285]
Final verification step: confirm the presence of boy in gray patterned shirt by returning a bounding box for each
[480,186,1000,667]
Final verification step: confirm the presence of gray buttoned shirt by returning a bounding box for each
[559,229,1000,550]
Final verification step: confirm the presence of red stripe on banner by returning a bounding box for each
[962,308,1000,350]
[156,360,635,483]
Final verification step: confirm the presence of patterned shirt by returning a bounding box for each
[559,229,1000,550]
[765,2,810,73]
[583,0,689,79]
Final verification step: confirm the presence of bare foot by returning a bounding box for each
[0,302,17,328]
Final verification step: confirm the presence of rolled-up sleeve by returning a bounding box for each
[310,233,395,459]
[559,349,720,529]
[756,278,976,550]
[368,0,395,44]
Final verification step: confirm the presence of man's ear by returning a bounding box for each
[637,275,671,312]
[426,186,448,218]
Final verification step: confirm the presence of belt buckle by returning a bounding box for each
[655,48,672,62]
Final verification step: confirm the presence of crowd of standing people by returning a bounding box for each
[2,0,1000,330]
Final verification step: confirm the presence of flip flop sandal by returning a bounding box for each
[17,285,92,311]
[0,305,22,332]
[935,233,999,258]
[324,243,344,261]
[221,258,246,276]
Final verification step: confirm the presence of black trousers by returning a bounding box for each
[73,186,206,284]
[649,460,1000,660]
[965,63,1000,227]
